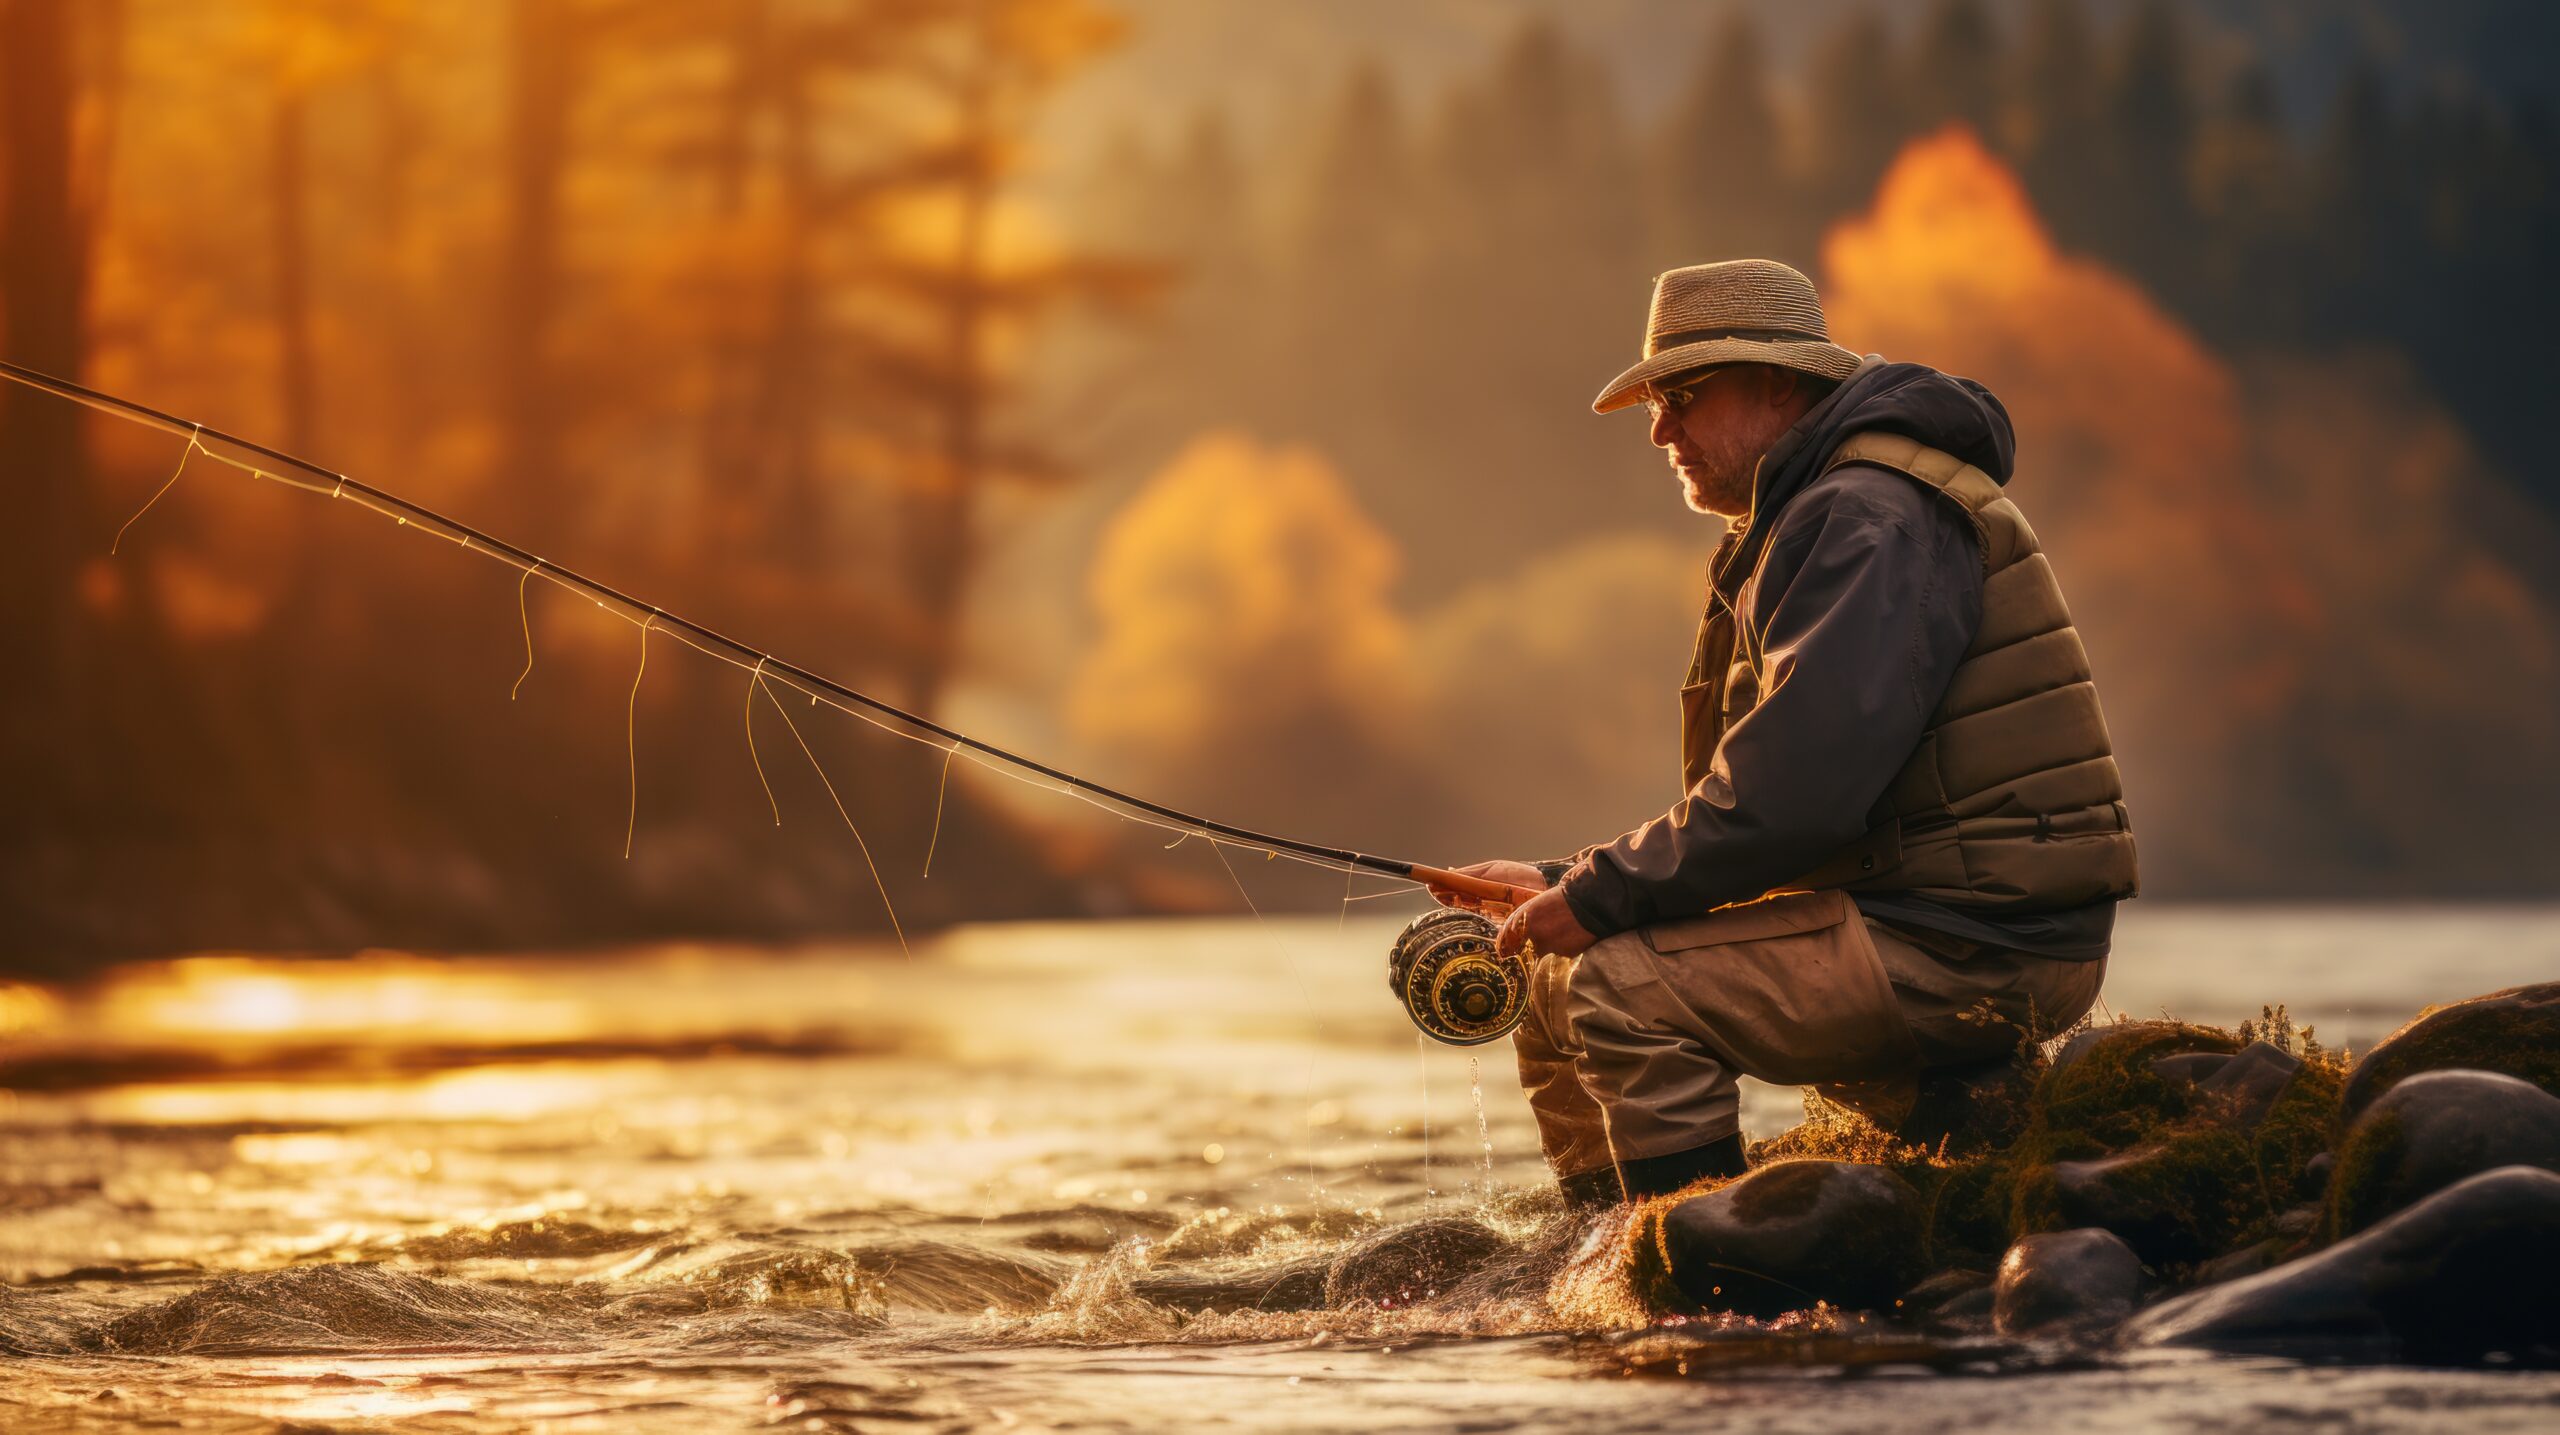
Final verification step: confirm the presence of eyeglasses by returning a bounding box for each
[1643,367,1728,421]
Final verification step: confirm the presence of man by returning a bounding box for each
[1431,259,2136,1207]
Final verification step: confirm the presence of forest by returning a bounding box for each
[4,0,2556,972]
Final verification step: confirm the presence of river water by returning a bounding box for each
[3,904,2557,1431]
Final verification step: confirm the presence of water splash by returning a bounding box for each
[1469,1055,1495,1188]
[1417,1032,1434,1210]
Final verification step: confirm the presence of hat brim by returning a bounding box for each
[1593,337,1867,415]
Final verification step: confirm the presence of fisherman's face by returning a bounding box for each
[1647,366,1784,518]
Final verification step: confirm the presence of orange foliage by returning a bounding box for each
[1820,127,2560,888]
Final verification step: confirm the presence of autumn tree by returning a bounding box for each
[1653,10,1791,264]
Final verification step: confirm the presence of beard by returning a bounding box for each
[1675,427,1762,517]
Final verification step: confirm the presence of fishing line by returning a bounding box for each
[744,658,781,826]
[0,363,1536,977]
[920,743,957,878]
[1209,837,1327,1207]
[757,672,911,960]
[625,614,652,860]
[110,425,201,555]
[511,563,539,700]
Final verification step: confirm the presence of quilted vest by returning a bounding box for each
[1679,431,2139,911]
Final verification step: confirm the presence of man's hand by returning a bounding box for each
[1497,885,1599,960]
[1424,859,1547,913]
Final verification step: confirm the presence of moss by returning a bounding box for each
[1621,1013,2373,1300]
[2031,1021,2242,1158]
[1921,1154,2015,1270]
[2341,987,2560,1118]
[1747,1093,2013,1272]
[2319,1103,2405,1244]
[2249,1045,2347,1209]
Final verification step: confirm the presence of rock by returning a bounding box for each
[2340,982,2560,1120]
[2325,1069,2560,1239]
[1646,1160,1927,1316]
[2046,1025,2117,1079]
[1925,1284,1997,1334]
[2035,1022,2241,1152]
[1901,1268,1989,1309]
[2198,1238,2283,1286]
[2274,1204,2319,1239]
[1992,1229,2142,1337]
[2048,1124,2255,1266]
[2124,1166,2560,1362]
[2194,1041,2302,1128]
[2150,1052,2232,1086]
[1321,1217,1507,1309]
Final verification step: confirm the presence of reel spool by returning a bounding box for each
[1391,907,1530,1046]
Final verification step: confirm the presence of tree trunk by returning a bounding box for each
[496,0,574,541]
[900,56,994,720]
[0,0,96,832]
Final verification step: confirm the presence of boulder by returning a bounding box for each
[1321,1217,1508,1309]
[2149,1052,2232,1086]
[2034,1021,2241,1152]
[1925,1284,1998,1334]
[2053,1020,2235,1080]
[1901,1268,1989,1309]
[2325,1069,2560,1239]
[2123,1166,2560,1362]
[2197,1238,2284,1286]
[1992,1228,2142,1337]
[2193,1040,2302,1128]
[2048,1125,2256,1266]
[1647,1160,1927,1316]
[2339,982,2560,1120]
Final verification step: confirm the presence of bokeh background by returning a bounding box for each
[5,0,2557,975]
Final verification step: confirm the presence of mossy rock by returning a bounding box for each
[1636,1160,1929,1316]
[1749,1093,2009,1272]
[1921,1153,2016,1270]
[2324,1069,2560,1243]
[2008,1022,2340,1261]
[2339,982,2560,1120]
[2031,1021,2242,1160]
[2249,1046,2346,1206]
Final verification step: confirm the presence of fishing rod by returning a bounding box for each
[0,358,1544,916]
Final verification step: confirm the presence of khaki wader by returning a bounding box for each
[1513,888,2104,1177]
[1516,430,2128,1177]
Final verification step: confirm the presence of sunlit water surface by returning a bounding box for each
[3,905,2557,1432]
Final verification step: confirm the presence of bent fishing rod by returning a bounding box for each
[1,358,1543,911]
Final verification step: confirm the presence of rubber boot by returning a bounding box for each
[1616,1134,1747,1200]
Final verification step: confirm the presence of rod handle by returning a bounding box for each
[1407,864,1545,911]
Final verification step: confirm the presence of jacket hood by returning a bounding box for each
[1716,360,2014,593]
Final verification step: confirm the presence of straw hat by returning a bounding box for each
[1593,259,1864,415]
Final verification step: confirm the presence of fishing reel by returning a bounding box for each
[1390,907,1530,1046]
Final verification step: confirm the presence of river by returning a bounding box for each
[3,903,2556,1431]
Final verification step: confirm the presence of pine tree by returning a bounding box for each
[1652,9,1792,262]
[2189,61,2300,334]
[2014,0,2106,247]
[2093,0,2198,296]
[1908,0,2003,143]
[1800,9,1911,221]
